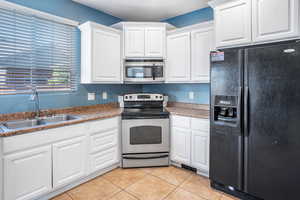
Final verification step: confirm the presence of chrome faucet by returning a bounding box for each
[30,87,40,118]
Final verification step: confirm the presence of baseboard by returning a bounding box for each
[37,163,120,200]
[170,161,209,178]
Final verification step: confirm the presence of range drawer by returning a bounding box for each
[90,129,118,153]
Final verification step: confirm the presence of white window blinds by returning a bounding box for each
[0,7,78,94]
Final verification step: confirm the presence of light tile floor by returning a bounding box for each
[51,166,240,200]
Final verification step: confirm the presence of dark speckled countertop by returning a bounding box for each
[0,102,210,137]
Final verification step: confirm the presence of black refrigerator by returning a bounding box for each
[210,40,300,200]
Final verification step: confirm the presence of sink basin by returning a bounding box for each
[0,115,81,132]
[39,114,80,124]
[2,119,46,130]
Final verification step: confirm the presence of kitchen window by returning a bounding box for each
[0,7,78,94]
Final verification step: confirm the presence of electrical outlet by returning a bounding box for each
[189,91,194,100]
[87,93,95,101]
[102,92,108,100]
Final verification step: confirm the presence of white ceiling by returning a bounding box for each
[73,0,210,21]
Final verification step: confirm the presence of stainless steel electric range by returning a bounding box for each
[121,93,170,168]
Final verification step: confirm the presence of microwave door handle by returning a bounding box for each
[152,65,156,80]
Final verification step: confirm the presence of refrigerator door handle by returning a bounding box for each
[237,86,242,130]
[244,86,249,136]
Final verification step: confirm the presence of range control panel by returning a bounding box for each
[213,95,238,125]
[123,93,164,101]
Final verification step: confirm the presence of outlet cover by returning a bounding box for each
[88,93,95,101]
[102,92,108,100]
[189,91,194,100]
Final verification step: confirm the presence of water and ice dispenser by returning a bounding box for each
[213,95,238,125]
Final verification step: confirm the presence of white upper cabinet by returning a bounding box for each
[92,29,121,82]
[191,28,214,83]
[252,0,300,42]
[125,27,145,57]
[166,22,214,83]
[166,32,191,82]
[210,0,300,48]
[79,22,122,84]
[124,26,166,58]
[4,146,52,200]
[112,22,172,58]
[145,27,166,57]
[214,0,252,48]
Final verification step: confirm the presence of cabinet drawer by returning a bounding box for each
[89,147,119,174]
[87,117,119,134]
[191,118,209,131]
[171,115,190,129]
[90,129,118,153]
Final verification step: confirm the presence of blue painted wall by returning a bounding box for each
[0,1,214,114]
[0,0,142,114]
[143,7,214,105]
[5,0,121,25]
[162,7,214,28]
[143,84,210,105]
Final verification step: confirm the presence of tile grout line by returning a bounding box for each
[179,174,223,200]
[176,173,211,200]
[161,169,194,200]
[66,192,74,200]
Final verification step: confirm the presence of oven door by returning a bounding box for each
[122,118,169,154]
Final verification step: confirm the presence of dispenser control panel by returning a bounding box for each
[213,95,238,125]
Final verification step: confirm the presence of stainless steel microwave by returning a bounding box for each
[124,59,165,83]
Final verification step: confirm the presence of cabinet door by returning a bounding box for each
[89,147,119,174]
[4,146,52,200]
[252,0,300,42]
[166,32,191,82]
[53,136,87,188]
[125,27,145,57]
[171,127,191,165]
[92,28,121,82]
[191,28,214,83]
[191,130,209,172]
[215,0,252,48]
[145,27,165,57]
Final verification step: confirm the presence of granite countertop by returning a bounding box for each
[0,102,210,137]
[0,103,122,137]
[166,102,210,119]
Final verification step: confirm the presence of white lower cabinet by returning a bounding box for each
[52,136,87,188]
[170,115,210,176]
[191,130,209,172]
[4,146,52,200]
[171,127,191,165]
[88,127,119,174]
[1,117,120,200]
[89,147,119,173]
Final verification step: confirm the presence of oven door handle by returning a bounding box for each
[122,116,169,120]
[123,155,169,160]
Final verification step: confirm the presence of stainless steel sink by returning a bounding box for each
[1,119,46,131]
[38,114,80,124]
[0,115,81,132]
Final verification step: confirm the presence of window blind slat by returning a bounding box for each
[0,8,78,94]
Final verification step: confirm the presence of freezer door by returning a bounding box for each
[245,41,300,200]
[210,48,244,190]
